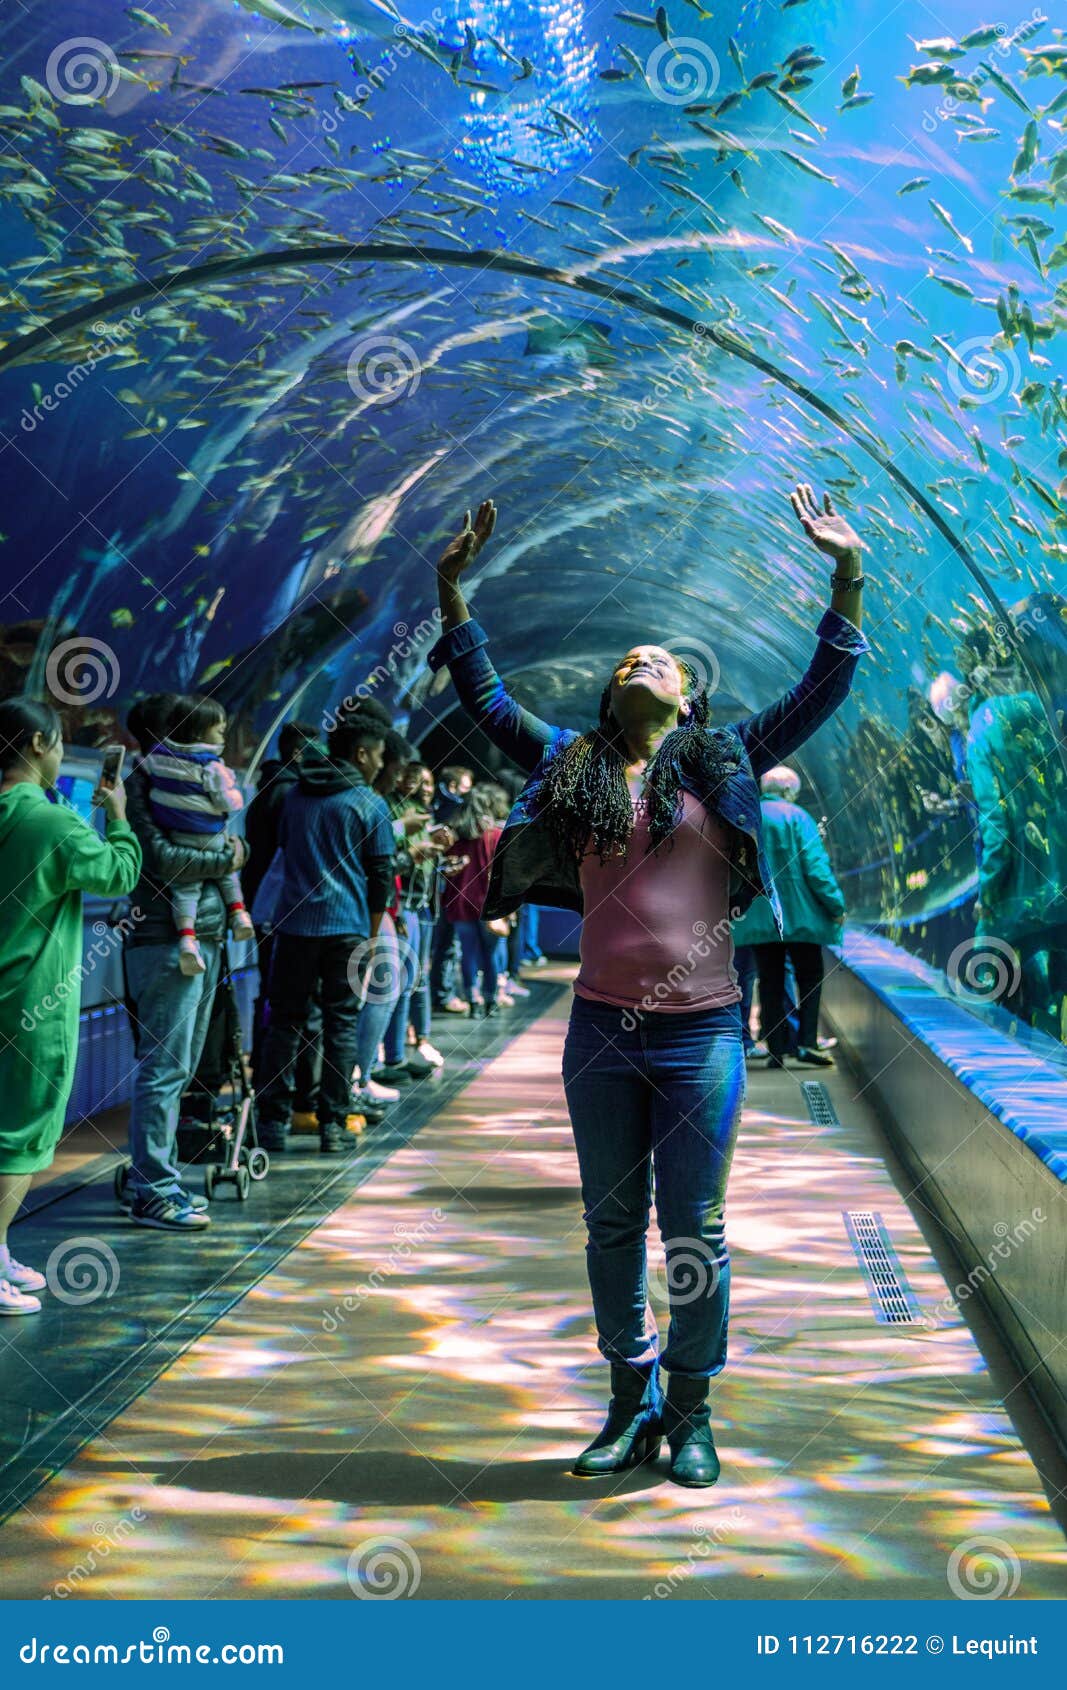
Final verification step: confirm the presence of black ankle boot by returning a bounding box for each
[664,1375,720,1488]
[572,1362,663,1477]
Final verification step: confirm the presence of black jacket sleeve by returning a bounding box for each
[364,855,394,917]
[242,781,285,909]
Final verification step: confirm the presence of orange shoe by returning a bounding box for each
[345,1113,367,1134]
[291,1111,319,1133]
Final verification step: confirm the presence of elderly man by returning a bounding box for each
[732,765,846,1068]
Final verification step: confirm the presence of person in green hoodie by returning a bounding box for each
[732,765,846,1069]
[0,698,141,1316]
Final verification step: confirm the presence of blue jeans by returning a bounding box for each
[408,907,434,1041]
[453,918,500,1006]
[384,908,422,1064]
[520,904,542,962]
[430,914,458,1006]
[354,915,401,1082]
[561,995,745,1379]
[126,940,223,1200]
[734,944,757,1052]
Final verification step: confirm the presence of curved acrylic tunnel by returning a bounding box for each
[0,0,1066,1604]
[2,0,1066,945]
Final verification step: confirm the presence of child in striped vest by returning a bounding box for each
[142,696,254,975]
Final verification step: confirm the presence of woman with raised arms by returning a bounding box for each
[427,485,869,1487]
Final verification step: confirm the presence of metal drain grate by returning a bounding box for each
[843,1210,921,1325]
[802,1079,840,1126]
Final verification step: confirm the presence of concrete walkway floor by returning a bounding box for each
[4,984,1065,1600]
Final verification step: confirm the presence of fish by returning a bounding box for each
[768,87,826,133]
[960,25,1005,50]
[929,199,974,252]
[756,214,799,243]
[927,272,976,297]
[233,0,327,32]
[616,43,650,85]
[782,150,838,186]
[911,37,966,59]
[904,61,959,87]
[1011,119,1040,176]
[125,6,170,30]
[980,61,1032,115]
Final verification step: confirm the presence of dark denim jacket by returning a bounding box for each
[427,610,871,932]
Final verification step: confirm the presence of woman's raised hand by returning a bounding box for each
[790,483,863,564]
[437,499,497,583]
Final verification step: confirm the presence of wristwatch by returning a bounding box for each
[831,571,865,590]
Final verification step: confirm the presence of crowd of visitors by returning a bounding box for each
[0,685,545,1307]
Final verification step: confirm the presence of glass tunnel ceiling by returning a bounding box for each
[1,0,1066,927]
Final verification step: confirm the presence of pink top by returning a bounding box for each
[575,790,739,1013]
[441,828,502,922]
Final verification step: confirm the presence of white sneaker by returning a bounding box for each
[0,1277,41,1315]
[0,1253,46,1293]
[416,1039,444,1068]
[178,938,206,976]
[362,1077,400,1103]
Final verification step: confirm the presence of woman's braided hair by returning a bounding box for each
[535,659,737,867]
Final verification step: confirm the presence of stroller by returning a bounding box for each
[115,962,269,1206]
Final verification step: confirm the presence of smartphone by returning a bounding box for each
[99,744,125,790]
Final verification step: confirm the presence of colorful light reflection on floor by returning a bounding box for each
[4,980,1065,1599]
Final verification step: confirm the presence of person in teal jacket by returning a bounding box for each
[965,685,1067,1038]
[0,698,141,1316]
[733,765,845,1068]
